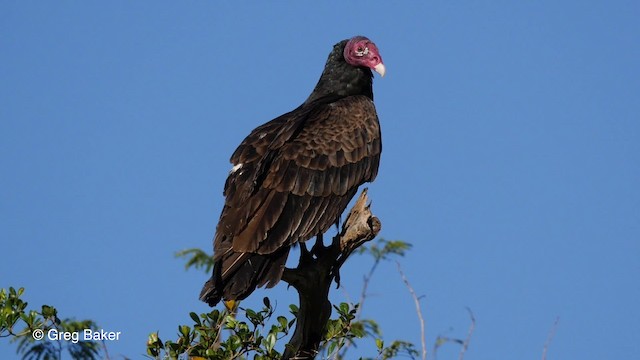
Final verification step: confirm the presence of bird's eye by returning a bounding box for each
[355,46,368,56]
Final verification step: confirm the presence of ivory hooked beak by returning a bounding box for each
[374,63,386,77]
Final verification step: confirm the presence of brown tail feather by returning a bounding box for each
[199,246,290,306]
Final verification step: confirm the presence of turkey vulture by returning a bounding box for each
[200,36,385,306]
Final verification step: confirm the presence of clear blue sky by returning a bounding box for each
[1,1,639,359]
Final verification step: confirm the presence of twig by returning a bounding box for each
[355,258,380,320]
[338,259,377,359]
[458,307,475,360]
[101,340,111,360]
[395,261,426,360]
[541,316,560,360]
[339,238,383,359]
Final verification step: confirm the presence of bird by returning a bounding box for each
[200,35,385,306]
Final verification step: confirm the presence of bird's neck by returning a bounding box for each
[304,62,374,104]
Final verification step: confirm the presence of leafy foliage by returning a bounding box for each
[371,340,420,360]
[146,296,374,359]
[175,248,215,273]
[147,296,291,359]
[321,302,362,358]
[357,238,412,262]
[146,296,419,360]
[0,287,102,360]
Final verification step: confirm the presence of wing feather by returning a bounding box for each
[307,168,326,195]
[233,191,288,252]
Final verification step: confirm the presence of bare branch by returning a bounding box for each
[541,316,560,360]
[355,258,380,320]
[458,307,475,360]
[395,261,427,360]
[336,253,379,359]
[101,340,111,360]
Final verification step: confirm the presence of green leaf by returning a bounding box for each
[225,316,238,329]
[324,319,341,340]
[327,341,337,356]
[350,321,365,338]
[227,334,241,351]
[189,311,201,325]
[376,338,384,350]
[265,332,276,352]
[147,332,160,345]
[207,309,221,323]
[339,302,350,315]
[41,305,56,319]
[289,304,298,315]
[179,325,190,338]
[277,316,288,330]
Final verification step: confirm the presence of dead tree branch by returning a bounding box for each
[355,251,380,321]
[396,261,427,360]
[458,307,475,360]
[541,316,560,360]
[280,189,381,359]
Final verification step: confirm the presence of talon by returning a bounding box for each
[311,233,325,257]
[299,242,313,264]
[331,233,340,248]
[333,266,341,288]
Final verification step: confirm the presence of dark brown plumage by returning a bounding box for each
[200,36,385,306]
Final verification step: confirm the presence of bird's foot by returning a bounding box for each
[298,241,314,266]
[311,233,330,258]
